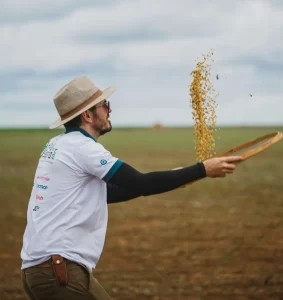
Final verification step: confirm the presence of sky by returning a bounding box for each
[0,0,283,128]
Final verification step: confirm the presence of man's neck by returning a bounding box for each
[80,125,99,140]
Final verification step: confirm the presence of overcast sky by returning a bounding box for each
[0,0,282,128]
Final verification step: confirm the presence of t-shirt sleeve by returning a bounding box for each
[74,140,123,182]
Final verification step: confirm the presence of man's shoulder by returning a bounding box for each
[78,138,106,152]
[62,133,106,154]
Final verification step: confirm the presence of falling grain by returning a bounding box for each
[189,50,218,162]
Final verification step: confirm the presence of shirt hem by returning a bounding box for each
[22,253,95,273]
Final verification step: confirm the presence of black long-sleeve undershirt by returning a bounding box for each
[106,162,206,204]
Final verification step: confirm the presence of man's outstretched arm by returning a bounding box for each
[106,162,206,203]
[106,156,243,204]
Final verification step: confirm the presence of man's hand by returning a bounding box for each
[203,156,243,178]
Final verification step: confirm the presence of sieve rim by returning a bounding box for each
[179,131,283,187]
[218,131,283,160]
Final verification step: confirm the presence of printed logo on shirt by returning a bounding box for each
[37,184,48,190]
[36,195,44,200]
[100,159,107,165]
[33,206,40,212]
[37,176,50,182]
[40,142,58,160]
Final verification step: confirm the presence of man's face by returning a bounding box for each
[90,100,112,136]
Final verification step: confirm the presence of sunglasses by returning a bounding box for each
[94,100,110,111]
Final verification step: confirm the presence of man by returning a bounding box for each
[21,76,242,300]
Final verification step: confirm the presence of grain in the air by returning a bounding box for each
[189,51,218,162]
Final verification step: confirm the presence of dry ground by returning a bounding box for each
[0,127,283,300]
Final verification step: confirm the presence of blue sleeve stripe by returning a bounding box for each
[103,159,123,182]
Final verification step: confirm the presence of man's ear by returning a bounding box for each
[81,110,92,123]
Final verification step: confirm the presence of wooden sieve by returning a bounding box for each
[174,131,283,187]
[217,131,283,160]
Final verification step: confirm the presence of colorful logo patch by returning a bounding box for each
[40,142,58,160]
[37,184,48,190]
[37,176,50,182]
[100,159,107,165]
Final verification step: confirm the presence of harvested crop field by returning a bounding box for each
[1,127,283,300]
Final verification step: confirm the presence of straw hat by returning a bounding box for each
[49,76,116,129]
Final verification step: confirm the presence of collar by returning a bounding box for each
[65,127,97,142]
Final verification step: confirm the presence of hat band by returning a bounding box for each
[61,89,103,121]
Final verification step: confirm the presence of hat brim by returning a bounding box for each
[49,86,116,129]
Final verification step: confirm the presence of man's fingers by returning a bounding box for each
[222,156,243,163]
[223,162,236,170]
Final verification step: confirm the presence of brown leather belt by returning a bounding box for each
[51,255,68,285]
[32,255,68,285]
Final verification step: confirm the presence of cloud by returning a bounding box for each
[0,0,282,127]
[0,0,117,24]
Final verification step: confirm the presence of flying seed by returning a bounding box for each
[189,50,218,162]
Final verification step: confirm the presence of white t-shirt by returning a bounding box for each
[21,128,123,272]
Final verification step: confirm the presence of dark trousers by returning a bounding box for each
[21,259,112,300]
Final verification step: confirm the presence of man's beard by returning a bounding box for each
[92,111,112,136]
[98,120,112,136]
